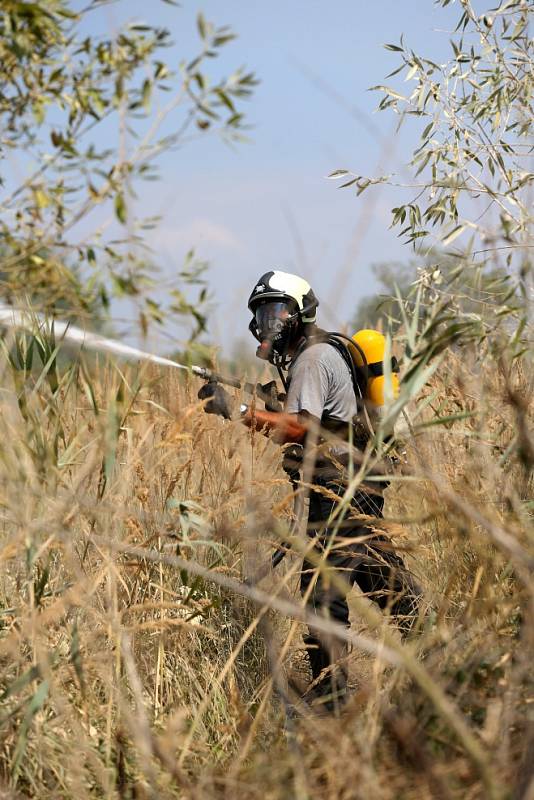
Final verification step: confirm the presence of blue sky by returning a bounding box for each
[76,1,477,353]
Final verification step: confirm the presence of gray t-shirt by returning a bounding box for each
[285,342,357,423]
[284,340,390,499]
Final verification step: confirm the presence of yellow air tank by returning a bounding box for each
[351,329,399,408]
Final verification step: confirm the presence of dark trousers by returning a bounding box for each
[300,479,422,703]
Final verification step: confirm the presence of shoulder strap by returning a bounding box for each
[327,334,366,402]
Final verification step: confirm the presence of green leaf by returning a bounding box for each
[0,665,41,702]
[327,169,350,179]
[442,225,465,246]
[70,622,85,695]
[197,12,206,39]
[142,79,151,111]
[114,193,127,225]
[370,85,408,101]
[418,411,475,429]
[12,681,49,781]
[35,189,50,208]
[213,33,236,47]
[215,89,235,113]
[337,177,359,189]
[56,7,79,18]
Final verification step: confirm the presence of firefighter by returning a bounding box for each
[199,269,421,712]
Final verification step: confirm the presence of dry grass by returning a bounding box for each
[0,341,532,800]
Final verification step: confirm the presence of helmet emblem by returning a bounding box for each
[254,284,266,293]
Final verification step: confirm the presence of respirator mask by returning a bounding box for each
[249,300,300,365]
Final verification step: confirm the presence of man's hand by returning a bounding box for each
[197,382,232,419]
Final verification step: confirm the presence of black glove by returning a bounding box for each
[197,381,232,419]
[256,380,285,412]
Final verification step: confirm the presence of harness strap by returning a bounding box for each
[367,356,399,377]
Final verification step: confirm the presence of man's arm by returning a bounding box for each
[242,407,307,444]
[243,343,330,444]
[198,382,307,442]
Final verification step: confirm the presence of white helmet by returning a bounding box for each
[248,270,319,322]
[248,270,319,365]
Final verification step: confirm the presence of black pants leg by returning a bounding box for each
[300,481,422,704]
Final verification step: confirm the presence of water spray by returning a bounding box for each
[0,304,243,388]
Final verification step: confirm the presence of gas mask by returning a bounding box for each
[248,300,301,365]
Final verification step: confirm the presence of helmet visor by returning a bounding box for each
[254,301,296,341]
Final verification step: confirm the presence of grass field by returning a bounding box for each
[0,337,532,800]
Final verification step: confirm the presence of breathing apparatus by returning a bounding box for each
[351,329,399,409]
